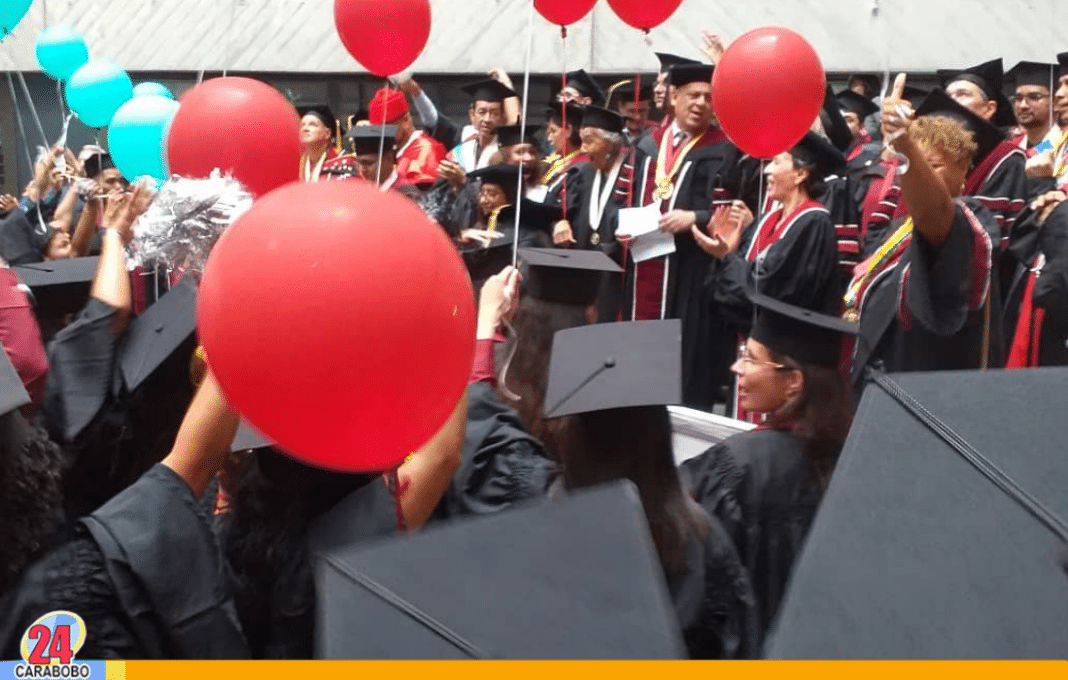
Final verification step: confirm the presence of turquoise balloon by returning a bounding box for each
[0,0,33,38]
[35,26,90,80]
[108,95,179,182]
[133,82,175,100]
[66,60,133,128]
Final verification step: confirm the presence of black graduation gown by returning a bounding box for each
[432,382,555,520]
[0,464,250,659]
[0,209,43,266]
[712,203,842,333]
[557,149,653,322]
[628,129,754,410]
[1002,201,1068,366]
[669,520,761,659]
[824,144,881,288]
[966,142,1028,245]
[677,428,823,647]
[850,197,1004,392]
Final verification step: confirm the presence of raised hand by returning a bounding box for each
[553,219,577,247]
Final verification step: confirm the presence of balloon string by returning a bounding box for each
[513,0,536,268]
[496,321,522,402]
[559,25,568,217]
[754,158,767,296]
[6,73,47,235]
[16,72,51,150]
[376,81,388,185]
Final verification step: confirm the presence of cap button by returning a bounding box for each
[603,357,616,368]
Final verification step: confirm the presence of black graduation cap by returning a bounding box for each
[0,346,32,416]
[315,479,687,659]
[748,292,857,369]
[668,63,714,89]
[297,104,338,138]
[820,85,855,154]
[767,367,1068,659]
[846,73,882,97]
[460,79,517,104]
[836,89,879,120]
[345,125,398,155]
[520,246,622,308]
[83,153,116,179]
[791,131,848,181]
[655,52,700,73]
[13,257,98,340]
[1059,52,1068,77]
[496,124,541,148]
[545,100,584,128]
[565,69,605,105]
[578,105,625,135]
[466,163,528,203]
[937,59,1015,127]
[232,419,273,453]
[119,276,198,392]
[900,84,928,109]
[607,79,654,108]
[1005,61,1057,89]
[915,88,1005,166]
[543,319,681,419]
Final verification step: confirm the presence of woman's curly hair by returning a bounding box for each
[0,411,65,595]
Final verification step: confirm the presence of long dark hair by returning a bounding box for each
[499,295,589,457]
[221,450,378,658]
[555,405,710,576]
[790,155,827,200]
[0,411,64,595]
[764,351,854,487]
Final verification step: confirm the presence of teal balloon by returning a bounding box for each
[35,26,90,81]
[66,60,133,128]
[133,82,175,100]
[0,0,33,39]
[108,95,180,182]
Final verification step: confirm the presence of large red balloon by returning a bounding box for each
[712,27,826,159]
[167,77,300,197]
[535,0,597,27]
[335,0,431,77]
[198,181,476,472]
[606,0,682,30]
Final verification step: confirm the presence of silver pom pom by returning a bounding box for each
[126,171,254,275]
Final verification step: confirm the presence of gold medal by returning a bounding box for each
[654,178,675,201]
[842,309,860,323]
[591,232,601,246]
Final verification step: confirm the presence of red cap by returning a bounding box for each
[369,88,409,124]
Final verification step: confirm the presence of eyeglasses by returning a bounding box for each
[1012,92,1050,105]
[735,344,789,371]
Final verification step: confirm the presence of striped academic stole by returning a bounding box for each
[842,217,914,322]
[612,154,637,205]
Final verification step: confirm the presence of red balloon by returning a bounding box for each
[712,27,826,159]
[606,0,681,30]
[335,0,431,77]
[535,0,597,27]
[198,181,476,472]
[167,77,300,197]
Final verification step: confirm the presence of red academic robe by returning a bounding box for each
[395,131,446,188]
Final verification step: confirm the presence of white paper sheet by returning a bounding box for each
[617,204,676,263]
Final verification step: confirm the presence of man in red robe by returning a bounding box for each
[368,88,446,190]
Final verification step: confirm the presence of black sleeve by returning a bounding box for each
[428,113,463,151]
[80,464,251,658]
[42,299,120,443]
[435,383,555,519]
[0,534,142,659]
[903,200,994,335]
[2,464,250,659]
[1034,201,1068,313]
